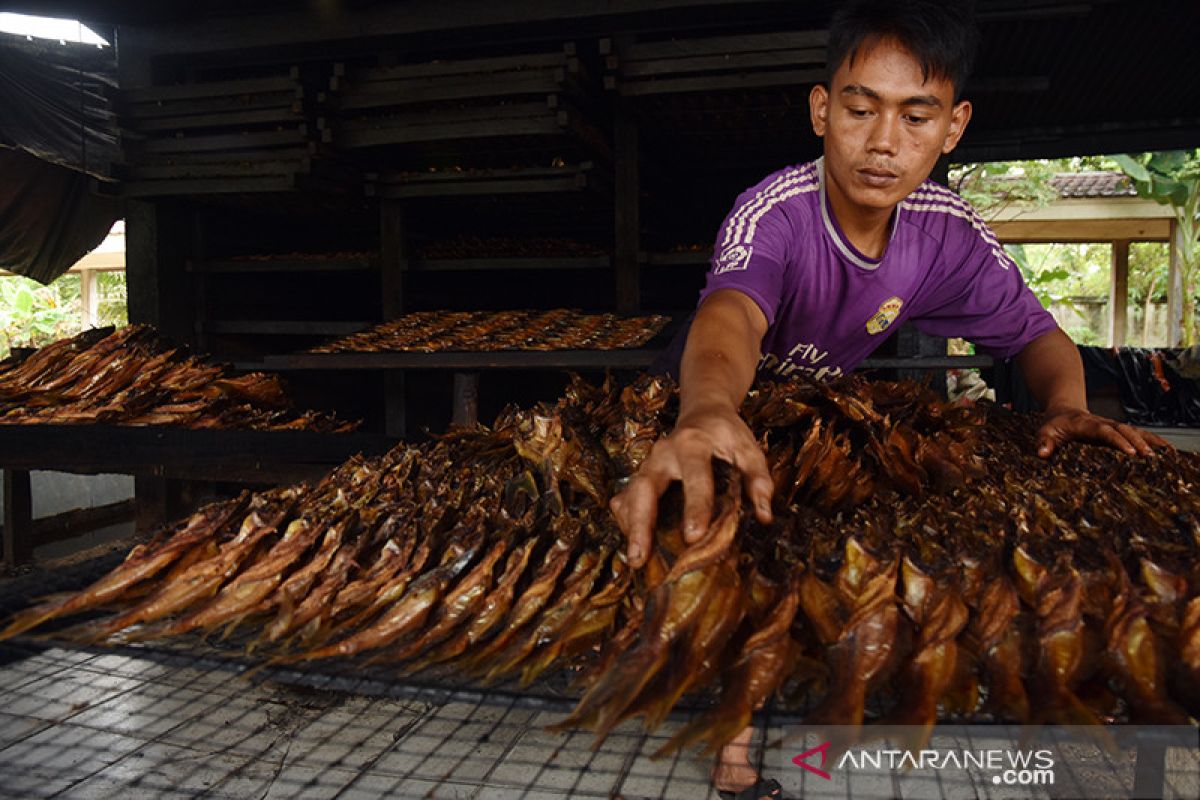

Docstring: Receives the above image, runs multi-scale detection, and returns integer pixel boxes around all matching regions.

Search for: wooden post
[1108,239,1129,347]
[125,199,194,344]
[1167,219,1185,347]
[3,469,34,566]
[380,199,408,438]
[452,372,479,427]
[614,90,640,315]
[80,267,99,328]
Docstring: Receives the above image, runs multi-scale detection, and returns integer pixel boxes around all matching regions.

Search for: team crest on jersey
[714,245,753,275]
[866,296,904,335]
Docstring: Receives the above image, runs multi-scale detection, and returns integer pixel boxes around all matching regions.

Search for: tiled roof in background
[1049,171,1137,198]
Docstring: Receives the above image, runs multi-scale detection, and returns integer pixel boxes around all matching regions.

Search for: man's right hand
[609,403,774,568]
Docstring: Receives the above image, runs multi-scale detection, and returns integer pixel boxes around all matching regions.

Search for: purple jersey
[699,158,1058,381]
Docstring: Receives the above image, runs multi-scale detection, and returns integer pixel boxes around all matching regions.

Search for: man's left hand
[1037,406,1171,458]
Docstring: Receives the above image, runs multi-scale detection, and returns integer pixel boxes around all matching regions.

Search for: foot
[712,726,764,796]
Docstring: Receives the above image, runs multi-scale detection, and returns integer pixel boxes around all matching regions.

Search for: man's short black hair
[826,0,979,100]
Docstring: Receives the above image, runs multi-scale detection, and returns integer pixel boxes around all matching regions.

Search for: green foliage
[950,161,1059,221]
[1113,149,1200,345]
[1005,243,1081,309]
[0,271,129,359]
[0,274,82,356]
[95,270,128,328]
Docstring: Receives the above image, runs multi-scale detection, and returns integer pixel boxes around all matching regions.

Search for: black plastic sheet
[1000,345,1200,427]
[0,34,119,283]
[0,148,118,284]
[0,33,118,177]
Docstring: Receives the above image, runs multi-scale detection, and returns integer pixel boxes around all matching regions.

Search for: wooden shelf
[189,256,376,274]
[0,426,395,484]
[199,320,372,336]
[369,162,600,199]
[263,348,663,371]
[405,256,610,272]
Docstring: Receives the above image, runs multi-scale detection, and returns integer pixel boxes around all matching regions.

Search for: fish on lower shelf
[3,373,1198,754]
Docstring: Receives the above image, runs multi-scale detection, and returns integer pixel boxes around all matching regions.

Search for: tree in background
[951,160,1060,221]
[1112,150,1200,346]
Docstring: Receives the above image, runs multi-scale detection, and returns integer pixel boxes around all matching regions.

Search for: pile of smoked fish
[310,309,670,353]
[3,374,1198,756]
[0,325,357,431]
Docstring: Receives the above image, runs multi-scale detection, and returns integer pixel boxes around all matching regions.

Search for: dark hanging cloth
[0,34,119,283]
[0,149,119,284]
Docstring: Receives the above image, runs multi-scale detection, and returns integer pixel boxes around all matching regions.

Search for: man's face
[810,37,972,217]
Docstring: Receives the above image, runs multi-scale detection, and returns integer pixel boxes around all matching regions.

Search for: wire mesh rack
[0,551,770,799]
[0,552,1196,799]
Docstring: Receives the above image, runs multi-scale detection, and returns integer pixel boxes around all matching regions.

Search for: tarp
[0,34,119,283]
[1000,345,1200,427]
[0,148,119,284]
[0,33,118,177]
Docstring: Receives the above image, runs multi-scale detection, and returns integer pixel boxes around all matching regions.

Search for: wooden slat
[189,256,375,274]
[135,146,314,165]
[619,68,826,95]
[336,116,563,148]
[119,175,299,196]
[342,99,551,128]
[356,50,567,81]
[377,162,593,184]
[125,160,305,180]
[200,320,372,335]
[991,218,1171,242]
[264,349,663,370]
[138,128,307,155]
[405,256,609,271]
[337,71,567,110]
[620,47,824,77]
[375,174,586,198]
[125,74,297,103]
[132,105,303,132]
[127,90,299,120]
[626,31,828,60]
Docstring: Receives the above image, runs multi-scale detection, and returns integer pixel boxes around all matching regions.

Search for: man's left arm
[1016,327,1168,457]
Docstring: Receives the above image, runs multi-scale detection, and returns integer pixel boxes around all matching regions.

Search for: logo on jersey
[714,245,753,275]
[866,296,904,335]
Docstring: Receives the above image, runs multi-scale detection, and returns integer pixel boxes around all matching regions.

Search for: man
[609,1,1164,798]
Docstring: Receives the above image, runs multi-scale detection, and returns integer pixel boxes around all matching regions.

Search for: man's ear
[809,83,830,137]
[942,99,973,154]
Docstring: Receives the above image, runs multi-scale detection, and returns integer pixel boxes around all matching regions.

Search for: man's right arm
[610,289,774,567]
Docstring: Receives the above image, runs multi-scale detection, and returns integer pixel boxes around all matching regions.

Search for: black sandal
[716,776,785,800]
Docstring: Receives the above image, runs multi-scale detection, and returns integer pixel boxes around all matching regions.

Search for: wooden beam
[991,218,1171,243]
[125,200,195,345]
[1168,218,1185,346]
[1108,239,1129,347]
[119,0,773,56]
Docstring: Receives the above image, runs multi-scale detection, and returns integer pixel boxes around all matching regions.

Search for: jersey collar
[817,157,901,272]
